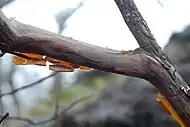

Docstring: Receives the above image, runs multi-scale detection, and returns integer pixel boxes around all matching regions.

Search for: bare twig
[53,74,62,118]
[8,64,20,116]
[0,112,9,124]
[0,96,90,126]
[56,0,84,33]
[0,59,5,115]
[59,95,91,117]
[156,0,164,7]
[1,115,35,125]
[53,95,91,127]
[54,97,59,118]
[0,72,58,98]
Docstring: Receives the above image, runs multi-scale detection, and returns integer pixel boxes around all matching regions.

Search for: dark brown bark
[114,0,166,59]
[114,0,190,125]
[0,0,189,125]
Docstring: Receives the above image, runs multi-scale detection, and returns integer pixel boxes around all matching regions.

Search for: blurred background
[0,0,190,126]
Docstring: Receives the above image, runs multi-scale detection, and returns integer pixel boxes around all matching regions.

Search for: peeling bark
[0,1,189,125]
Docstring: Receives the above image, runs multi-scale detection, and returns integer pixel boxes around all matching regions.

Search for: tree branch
[0,6,190,126]
[114,0,165,57]
[114,0,190,126]
[0,72,58,98]
[0,112,9,124]
[1,95,90,126]
[0,11,148,78]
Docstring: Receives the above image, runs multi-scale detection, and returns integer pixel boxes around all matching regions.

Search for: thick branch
[114,0,169,61]
[0,11,148,78]
[0,9,190,125]
[114,0,190,125]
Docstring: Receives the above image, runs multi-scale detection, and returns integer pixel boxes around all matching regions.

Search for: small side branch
[0,96,90,126]
[0,72,58,98]
[0,112,9,124]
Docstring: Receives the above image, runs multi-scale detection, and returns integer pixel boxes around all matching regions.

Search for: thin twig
[0,59,5,115]
[8,64,20,116]
[58,95,91,117]
[54,97,59,118]
[0,95,90,126]
[0,112,9,124]
[0,72,58,98]
[156,0,164,7]
[53,74,62,118]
